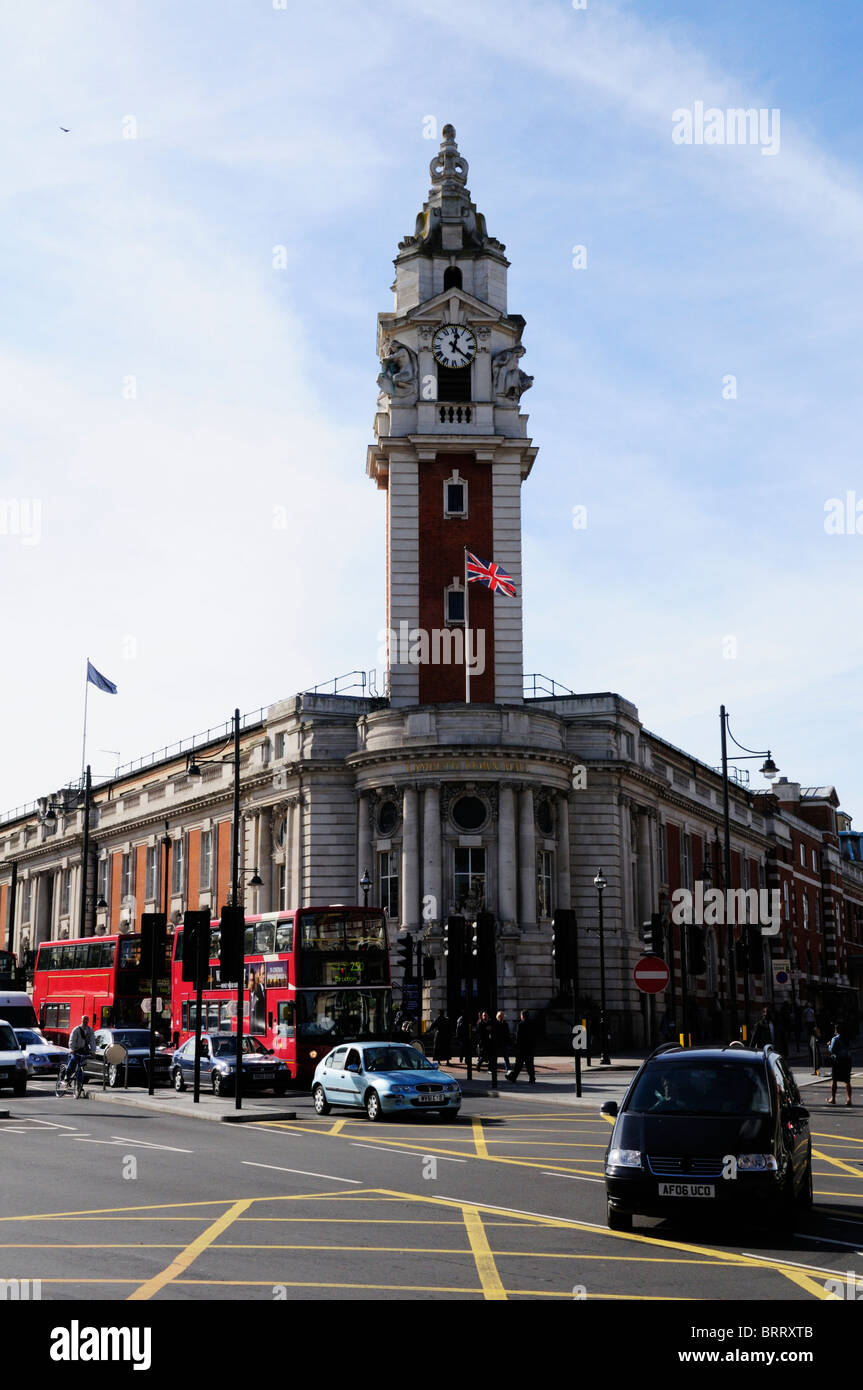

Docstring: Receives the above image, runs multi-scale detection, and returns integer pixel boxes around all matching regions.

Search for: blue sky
[1,0,862,818]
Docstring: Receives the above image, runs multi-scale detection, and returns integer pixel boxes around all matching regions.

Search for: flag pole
[81,658,90,781]
[464,549,470,705]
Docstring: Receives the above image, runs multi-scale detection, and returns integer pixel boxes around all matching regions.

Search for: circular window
[536,798,554,835]
[376,800,399,836]
[452,795,488,832]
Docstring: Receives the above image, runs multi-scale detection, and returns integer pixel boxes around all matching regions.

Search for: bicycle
[55,1054,89,1100]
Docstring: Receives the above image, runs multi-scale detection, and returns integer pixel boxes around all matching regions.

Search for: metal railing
[523,674,576,699]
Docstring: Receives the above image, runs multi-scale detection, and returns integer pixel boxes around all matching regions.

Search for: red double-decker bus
[32,933,173,1045]
[171,906,392,1082]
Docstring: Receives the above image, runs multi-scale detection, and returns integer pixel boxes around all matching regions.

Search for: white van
[0,993,38,1029]
[0,1018,28,1095]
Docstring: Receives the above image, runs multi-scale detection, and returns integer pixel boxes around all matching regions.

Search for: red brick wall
[418,453,495,703]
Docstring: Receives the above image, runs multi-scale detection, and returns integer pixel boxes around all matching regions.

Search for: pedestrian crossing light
[444,915,464,958]
[396,933,414,978]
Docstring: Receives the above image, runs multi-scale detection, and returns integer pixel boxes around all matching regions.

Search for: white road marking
[109,1136,194,1153]
[242,1161,360,1184]
[542,1171,604,1184]
[741,1251,853,1277]
[350,1142,467,1163]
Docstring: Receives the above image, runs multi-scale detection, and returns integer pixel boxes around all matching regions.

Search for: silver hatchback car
[312,1042,461,1122]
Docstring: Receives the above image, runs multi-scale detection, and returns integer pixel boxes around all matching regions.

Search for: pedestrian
[750,1007,774,1050]
[827,1023,853,1107]
[809,1025,822,1076]
[493,1010,511,1072]
[430,1010,452,1065]
[506,1010,536,1084]
[476,1011,492,1070]
[455,1013,468,1064]
[802,1002,815,1039]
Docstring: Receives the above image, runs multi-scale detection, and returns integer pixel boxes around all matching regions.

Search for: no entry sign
[633,955,670,995]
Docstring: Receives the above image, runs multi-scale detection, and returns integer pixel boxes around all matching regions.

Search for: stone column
[289,799,301,909]
[497,785,517,926]
[357,794,371,907]
[518,788,536,930]
[637,810,654,926]
[34,873,51,946]
[258,811,274,913]
[422,786,441,925]
[556,794,572,911]
[402,787,420,928]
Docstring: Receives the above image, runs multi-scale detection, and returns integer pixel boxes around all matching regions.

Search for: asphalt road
[1,1075,862,1307]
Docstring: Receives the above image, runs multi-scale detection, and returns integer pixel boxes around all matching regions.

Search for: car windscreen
[15,1030,44,1046]
[0,1024,19,1051]
[628,1061,771,1115]
[364,1047,435,1072]
[109,1031,152,1048]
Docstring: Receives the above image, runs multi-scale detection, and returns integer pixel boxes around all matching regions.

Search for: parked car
[84,1028,172,1088]
[311,1042,461,1121]
[14,1027,71,1077]
[170,1033,291,1096]
[602,1043,812,1232]
[0,1018,29,1095]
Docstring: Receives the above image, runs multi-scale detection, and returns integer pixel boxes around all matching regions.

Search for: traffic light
[444,915,465,958]
[396,932,413,978]
[219,905,245,984]
[139,912,167,979]
[181,910,211,988]
[476,911,495,964]
[687,924,706,975]
[552,908,576,980]
[422,954,436,980]
[643,912,663,956]
[470,919,480,957]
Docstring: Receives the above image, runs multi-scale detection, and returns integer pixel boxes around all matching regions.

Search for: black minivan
[602,1043,812,1232]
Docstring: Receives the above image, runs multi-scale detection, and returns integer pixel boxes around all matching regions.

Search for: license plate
[418,1093,446,1104]
[658,1181,714,1198]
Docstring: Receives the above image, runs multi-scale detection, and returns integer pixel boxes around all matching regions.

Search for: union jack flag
[465,550,517,597]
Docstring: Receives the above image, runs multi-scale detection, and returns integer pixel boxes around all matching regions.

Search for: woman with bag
[827,1023,853,1106]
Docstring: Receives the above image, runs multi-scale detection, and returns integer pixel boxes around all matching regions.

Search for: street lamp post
[594,869,611,1065]
[720,706,779,1046]
[360,869,371,908]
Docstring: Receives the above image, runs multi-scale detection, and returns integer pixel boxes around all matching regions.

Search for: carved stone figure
[377,340,418,404]
[492,345,534,402]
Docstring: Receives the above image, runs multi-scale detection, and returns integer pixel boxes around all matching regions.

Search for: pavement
[69,1044,852,1119]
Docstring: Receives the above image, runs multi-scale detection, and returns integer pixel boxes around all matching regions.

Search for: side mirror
[789,1104,809,1122]
[346,1062,359,1073]
[601,1101,619,1118]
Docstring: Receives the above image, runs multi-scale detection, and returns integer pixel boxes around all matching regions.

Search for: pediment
[394,289,503,331]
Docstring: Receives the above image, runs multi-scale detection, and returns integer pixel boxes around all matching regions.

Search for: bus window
[119,938,141,968]
[255,924,274,954]
[275,920,293,952]
[301,914,345,952]
[276,1000,295,1040]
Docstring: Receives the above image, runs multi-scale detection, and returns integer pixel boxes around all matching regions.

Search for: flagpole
[81,658,90,781]
[464,549,470,705]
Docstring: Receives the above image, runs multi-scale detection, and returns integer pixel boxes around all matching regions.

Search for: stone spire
[398,124,506,259]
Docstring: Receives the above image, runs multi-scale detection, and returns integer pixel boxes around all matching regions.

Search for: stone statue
[377,339,418,404]
[492,345,534,402]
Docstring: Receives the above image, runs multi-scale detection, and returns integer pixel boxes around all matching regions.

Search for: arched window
[443,266,462,290]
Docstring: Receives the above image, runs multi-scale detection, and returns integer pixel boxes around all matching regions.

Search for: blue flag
[87,660,117,694]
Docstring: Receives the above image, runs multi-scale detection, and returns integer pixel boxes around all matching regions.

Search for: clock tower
[367,125,537,707]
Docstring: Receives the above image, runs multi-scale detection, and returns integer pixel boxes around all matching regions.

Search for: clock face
[432,323,477,368]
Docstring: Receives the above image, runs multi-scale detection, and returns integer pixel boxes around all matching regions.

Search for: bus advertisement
[171,905,392,1082]
[32,932,173,1045]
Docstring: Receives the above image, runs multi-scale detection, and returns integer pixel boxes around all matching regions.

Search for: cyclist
[64,1015,94,1088]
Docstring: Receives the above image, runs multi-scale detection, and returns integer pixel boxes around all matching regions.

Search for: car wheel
[213,1071,227,1097]
[365,1089,384,1122]
[12,1078,26,1098]
[173,1068,186,1092]
[440,1109,459,1122]
[607,1203,632,1233]
[273,1082,288,1097]
[108,1064,121,1088]
[312,1084,331,1116]
[773,1171,797,1231]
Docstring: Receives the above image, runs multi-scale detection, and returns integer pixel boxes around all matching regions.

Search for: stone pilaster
[402,787,420,928]
[518,787,536,929]
[422,786,441,925]
[498,784,517,926]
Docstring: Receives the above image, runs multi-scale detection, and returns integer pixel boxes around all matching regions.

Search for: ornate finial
[429,123,468,189]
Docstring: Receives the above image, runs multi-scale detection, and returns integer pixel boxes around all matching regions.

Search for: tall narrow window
[445,582,465,626]
[60,869,71,915]
[146,846,158,901]
[537,851,553,920]
[121,853,133,900]
[97,858,108,908]
[172,836,186,895]
[443,266,462,289]
[378,850,400,920]
[454,848,486,913]
[200,831,213,890]
[437,363,472,402]
[682,835,692,891]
